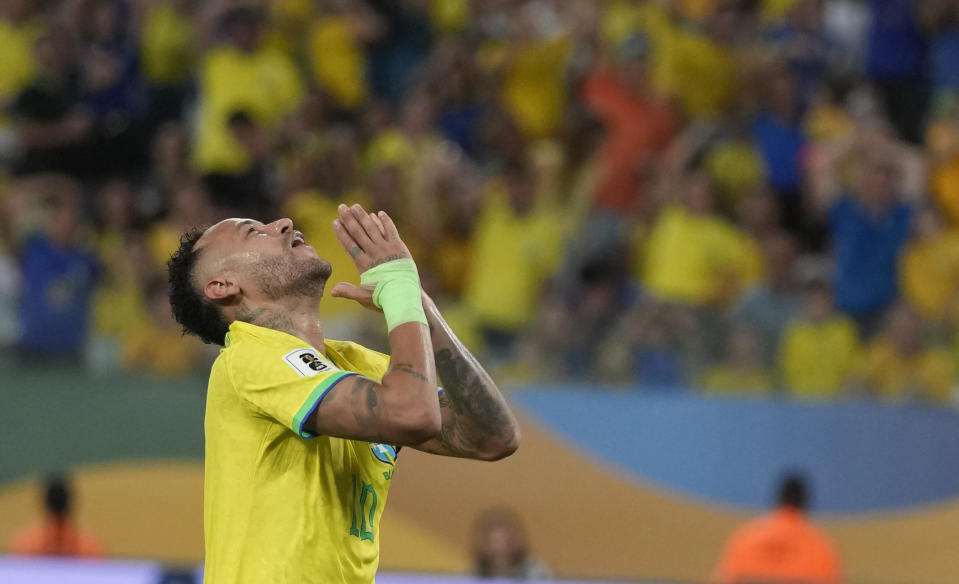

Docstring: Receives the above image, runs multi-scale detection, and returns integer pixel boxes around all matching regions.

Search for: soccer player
[167,203,520,583]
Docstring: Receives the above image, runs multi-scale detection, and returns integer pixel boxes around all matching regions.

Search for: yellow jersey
[204,321,396,583]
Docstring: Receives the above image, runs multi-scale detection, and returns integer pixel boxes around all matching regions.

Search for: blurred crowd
[0,0,958,404]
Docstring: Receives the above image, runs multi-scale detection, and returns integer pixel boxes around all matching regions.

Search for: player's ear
[204,272,241,303]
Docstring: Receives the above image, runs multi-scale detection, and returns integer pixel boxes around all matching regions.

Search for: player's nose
[270,218,294,235]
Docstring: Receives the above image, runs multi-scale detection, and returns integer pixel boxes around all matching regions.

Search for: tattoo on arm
[311,376,388,444]
[349,378,380,427]
[367,254,408,269]
[391,362,431,384]
[424,348,515,456]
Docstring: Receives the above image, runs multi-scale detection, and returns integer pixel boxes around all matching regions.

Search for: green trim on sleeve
[293,371,358,439]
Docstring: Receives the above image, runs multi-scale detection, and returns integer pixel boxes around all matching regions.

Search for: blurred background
[1,0,959,582]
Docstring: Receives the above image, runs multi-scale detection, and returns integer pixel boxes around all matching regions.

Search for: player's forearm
[420,296,521,460]
[379,321,441,442]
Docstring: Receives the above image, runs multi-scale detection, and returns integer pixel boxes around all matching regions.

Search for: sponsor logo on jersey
[282,348,335,377]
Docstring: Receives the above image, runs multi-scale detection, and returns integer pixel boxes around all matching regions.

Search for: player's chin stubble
[253,255,331,300]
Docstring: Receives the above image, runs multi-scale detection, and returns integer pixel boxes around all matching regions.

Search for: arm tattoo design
[391,362,431,384]
[367,254,408,269]
[424,347,515,456]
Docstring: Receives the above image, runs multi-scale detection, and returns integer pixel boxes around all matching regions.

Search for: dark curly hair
[167,226,230,345]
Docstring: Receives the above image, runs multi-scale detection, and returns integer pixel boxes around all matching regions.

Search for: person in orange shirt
[582,31,678,215]
[713,474,840,584]
[8,474,105,557]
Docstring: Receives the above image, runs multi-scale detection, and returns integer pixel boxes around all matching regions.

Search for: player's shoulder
[324,338,390,378]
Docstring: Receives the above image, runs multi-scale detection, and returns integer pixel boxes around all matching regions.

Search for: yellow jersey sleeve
[225,330,358,439]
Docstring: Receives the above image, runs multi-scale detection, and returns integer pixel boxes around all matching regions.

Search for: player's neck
[233,298,326,354]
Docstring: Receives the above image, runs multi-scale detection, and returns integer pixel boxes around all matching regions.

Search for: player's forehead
[197,218,263,248]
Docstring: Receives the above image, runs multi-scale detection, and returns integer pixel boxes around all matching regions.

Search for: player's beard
[250,253,332,300]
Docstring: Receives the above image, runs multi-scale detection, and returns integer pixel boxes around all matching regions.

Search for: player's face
[198,218,332,300]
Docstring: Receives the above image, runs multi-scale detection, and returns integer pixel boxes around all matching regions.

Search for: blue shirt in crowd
[931,30,959,92]
[830,196,912,316]
[753,113,805,195]
[18,235,99,354]
[866,0,926,80]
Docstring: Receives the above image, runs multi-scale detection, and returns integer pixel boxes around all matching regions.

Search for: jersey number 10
[350,474,378,542]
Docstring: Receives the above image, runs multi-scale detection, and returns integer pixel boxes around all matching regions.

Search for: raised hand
[332,203,411,273]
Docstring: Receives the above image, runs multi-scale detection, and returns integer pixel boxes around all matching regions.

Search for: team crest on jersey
[370,443,397,466]
[282,348,334,377]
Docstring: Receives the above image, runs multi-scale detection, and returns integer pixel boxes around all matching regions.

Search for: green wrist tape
[360,258,427,332]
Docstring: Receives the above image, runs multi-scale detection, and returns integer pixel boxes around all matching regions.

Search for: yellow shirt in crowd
[194,45,303,174]
[900,230,959,322]
[641,205,759,306]
[139,2,194,85]
[0,16,42,123]
[123,324,203,377]
[854,340,956,404]
[500,37,571,139]
[464,183,564,331]
[779,317,859,399]
[205,321,398,583]
[308,15,368,110]
[91,230,148,339]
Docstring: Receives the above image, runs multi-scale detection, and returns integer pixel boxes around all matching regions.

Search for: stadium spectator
[779,278,859,399]
[76,0,146,173]
[123,276,207,376]
[0,174,99,362]
[701,322,775,395]
[767,0,832,107]
[809,125,917,335]
[928,112,959,227]
[8,474,105,557]
[146,177,215,271]
[496,2,571,140]
[0,0,43,126]
[899,206,959,328]
[864,0,929,143]
[193,3,302,204]
[10,25,93,176]
[88,177,150,369]
[641,171,758,308]
[752,66,806,232]
[472,507,550,580]
[306,0,381,113]
[713,473,840,584]
[137,0,197,125]
[582,30,677,216]
[851,302,957,403]
[464,161,565,362]
[732,231,802,364]
[653,1,740,119]
[923,0,959,110]
[364,0,431,104]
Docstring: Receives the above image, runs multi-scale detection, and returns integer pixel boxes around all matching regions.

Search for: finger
[337,204,375,251]
[332,219,366,263]
[330,282,366,300]
[377,211,401,240]
[370,211,387,237]
[351,204,384,243]
[330,282,380,312]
